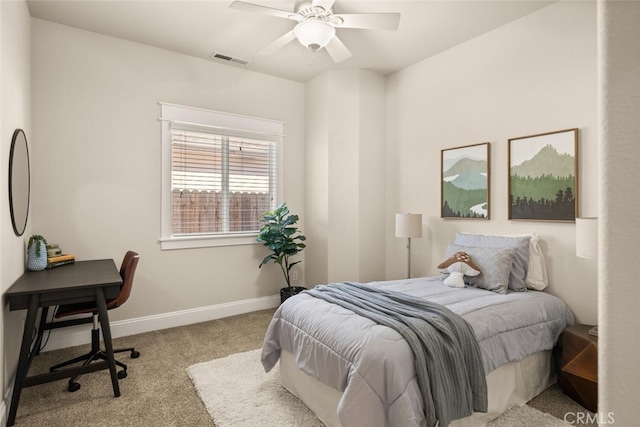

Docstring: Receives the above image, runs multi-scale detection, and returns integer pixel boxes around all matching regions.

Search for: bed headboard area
[430,229,597,325]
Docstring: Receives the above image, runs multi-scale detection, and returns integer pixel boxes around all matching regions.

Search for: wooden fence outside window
[172,190,270,235]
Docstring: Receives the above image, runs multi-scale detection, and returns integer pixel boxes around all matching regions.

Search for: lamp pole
[407,237,412,279]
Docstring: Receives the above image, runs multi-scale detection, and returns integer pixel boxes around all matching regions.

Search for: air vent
[210,51,251,66]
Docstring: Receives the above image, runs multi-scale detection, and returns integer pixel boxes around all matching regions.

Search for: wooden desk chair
[48,251,140,392]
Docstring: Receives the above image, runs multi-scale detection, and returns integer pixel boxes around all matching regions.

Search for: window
[160,103,283,250]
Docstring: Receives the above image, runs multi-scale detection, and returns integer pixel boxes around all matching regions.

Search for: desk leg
[34,306,50,356]
[7,295,40,426]
[94,287,120,397]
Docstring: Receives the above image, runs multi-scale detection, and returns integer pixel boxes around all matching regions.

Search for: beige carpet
[188,349,571,427]
[12,309,277,426]
[13,309,587,426]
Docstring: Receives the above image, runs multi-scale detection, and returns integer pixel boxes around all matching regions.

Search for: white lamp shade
[576,217,598,259]
[395,213,422,238]
[294,20,335,51]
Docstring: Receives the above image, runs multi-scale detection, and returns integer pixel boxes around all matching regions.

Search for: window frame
[159,103,284,250]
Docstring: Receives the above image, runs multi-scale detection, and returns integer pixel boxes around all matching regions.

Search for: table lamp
[576,216,598,336]
[395,213,422,279]
[576,217,598,260]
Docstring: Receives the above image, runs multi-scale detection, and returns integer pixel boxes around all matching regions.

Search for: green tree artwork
[508,129,578,221]
[441,143,490,219]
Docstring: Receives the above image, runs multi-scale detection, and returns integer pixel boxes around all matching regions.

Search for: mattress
[261,276,574,427]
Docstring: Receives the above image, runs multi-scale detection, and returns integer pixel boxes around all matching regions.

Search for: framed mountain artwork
[508,128,578,221]
[441,142,490,219]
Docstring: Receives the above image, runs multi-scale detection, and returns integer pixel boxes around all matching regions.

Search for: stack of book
[46,244,75,268]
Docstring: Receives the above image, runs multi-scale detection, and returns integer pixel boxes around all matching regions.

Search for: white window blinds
[160,103,283,247]
[171,129,277,235]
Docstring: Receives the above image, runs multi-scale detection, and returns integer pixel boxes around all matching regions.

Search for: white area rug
[188,349,322,426]
[187,349,570,427]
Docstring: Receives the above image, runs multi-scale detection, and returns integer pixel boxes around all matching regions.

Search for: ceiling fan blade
[332,13,401,31]
[259,30,297,56]
[229,1,301,22]
[325,36,352,63]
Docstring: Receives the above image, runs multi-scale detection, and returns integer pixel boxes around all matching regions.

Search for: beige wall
[356,71,386,283]
[1,0,31,408]
[384,1,598,324]
[304,72,330,286]
[304,69,386,286]
[599,0,640,423]
[29,20,305,316]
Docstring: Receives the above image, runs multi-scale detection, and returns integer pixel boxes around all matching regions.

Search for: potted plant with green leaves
[27,234,48,271]
[257,203,306,304]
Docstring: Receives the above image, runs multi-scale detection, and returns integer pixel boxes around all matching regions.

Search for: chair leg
[67,351,103,392]
[114,346,140,358]
[49,315,140,392]
[66,348,127,392]
[50,320,102,372]
[115,359,128,371]
[50,350,95,372]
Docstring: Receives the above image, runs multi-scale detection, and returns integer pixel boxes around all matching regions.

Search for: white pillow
[525,233,549,290]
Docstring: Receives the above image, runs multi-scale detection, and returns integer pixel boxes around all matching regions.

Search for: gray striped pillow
[445,243,517,295]
[454,233,531,292]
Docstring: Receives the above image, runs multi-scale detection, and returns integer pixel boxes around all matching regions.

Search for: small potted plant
[257,203,306,304]
[27,234,48,271]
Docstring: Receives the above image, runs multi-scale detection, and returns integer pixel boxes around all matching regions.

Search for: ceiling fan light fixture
[294,19,335,52]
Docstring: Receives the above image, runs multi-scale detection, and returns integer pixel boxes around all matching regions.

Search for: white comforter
[261,277,575,427]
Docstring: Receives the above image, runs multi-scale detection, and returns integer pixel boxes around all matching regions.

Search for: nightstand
[559,324,598,412]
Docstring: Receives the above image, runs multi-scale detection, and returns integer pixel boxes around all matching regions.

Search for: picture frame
[508,128,578,221]
[441,142,490,219]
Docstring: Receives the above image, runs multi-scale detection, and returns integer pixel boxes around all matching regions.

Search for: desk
[4,259,123,426]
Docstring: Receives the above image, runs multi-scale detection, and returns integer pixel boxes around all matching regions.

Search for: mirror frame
[8,128,31,236]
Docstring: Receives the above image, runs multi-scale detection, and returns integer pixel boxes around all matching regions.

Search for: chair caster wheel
[117,370,128,379]
[131,350,140,358]
[68,381,81,392]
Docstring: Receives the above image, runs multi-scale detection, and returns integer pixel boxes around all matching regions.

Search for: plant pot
[280,286,307,304]
[27,241,48,271]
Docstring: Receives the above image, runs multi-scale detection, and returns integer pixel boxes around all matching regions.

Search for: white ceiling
[26,0,554,83]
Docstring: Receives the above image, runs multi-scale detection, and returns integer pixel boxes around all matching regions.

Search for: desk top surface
[5,259,122,298]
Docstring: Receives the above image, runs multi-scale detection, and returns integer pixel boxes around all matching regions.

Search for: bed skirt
[280,349,555,427]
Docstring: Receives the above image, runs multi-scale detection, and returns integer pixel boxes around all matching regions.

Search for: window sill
[159,233,260,250]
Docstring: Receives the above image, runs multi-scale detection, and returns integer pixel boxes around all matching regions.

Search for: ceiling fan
[229,0,401,63]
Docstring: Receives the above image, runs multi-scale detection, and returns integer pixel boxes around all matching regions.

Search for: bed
[261,233,575,427]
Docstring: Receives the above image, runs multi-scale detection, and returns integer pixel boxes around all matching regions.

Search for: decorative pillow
[437,251,481,288]
[446,243,516,295]
[525,234,549,290]
[454,232,530,292]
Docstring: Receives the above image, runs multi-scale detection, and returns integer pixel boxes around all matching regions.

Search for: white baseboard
[2,364,15,426]
[43,294,279,352]
[1,399,6,427]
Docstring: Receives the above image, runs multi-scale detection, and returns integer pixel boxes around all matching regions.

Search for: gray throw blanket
[305,282,487,427]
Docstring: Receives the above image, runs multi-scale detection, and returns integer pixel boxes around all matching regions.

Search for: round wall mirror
[9,129,30,236]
